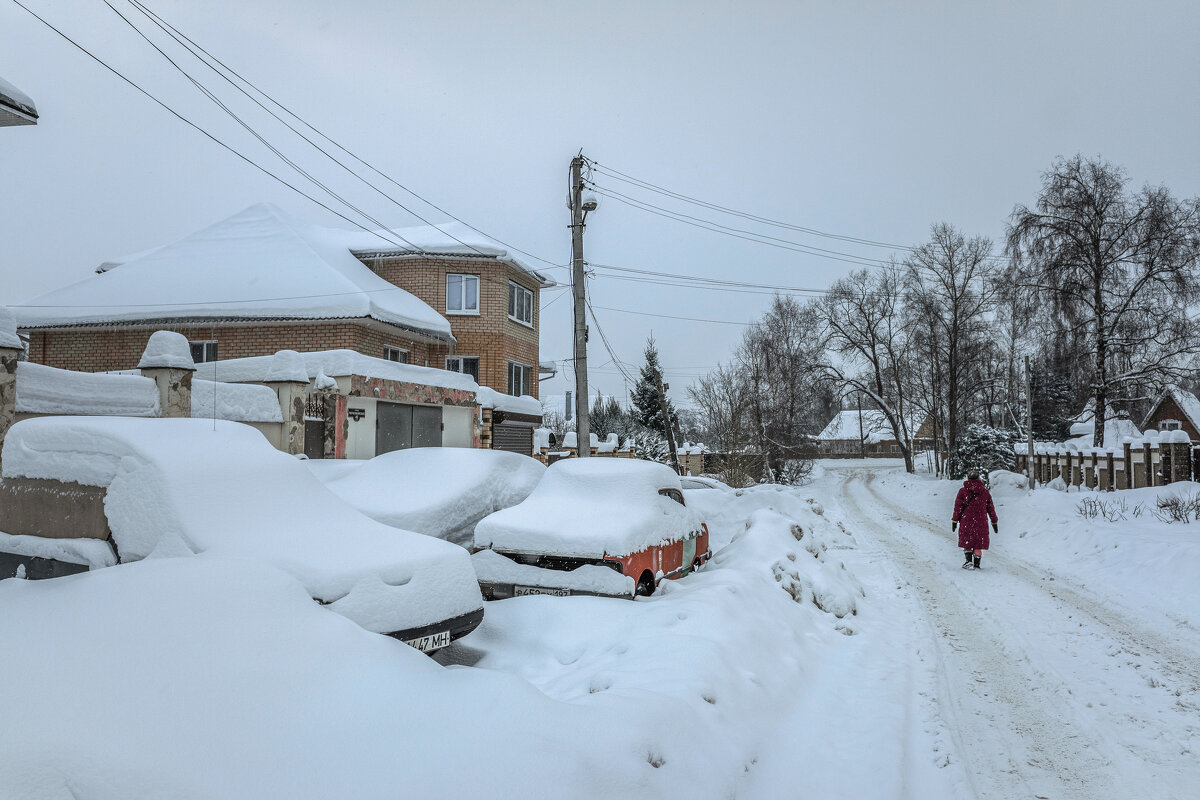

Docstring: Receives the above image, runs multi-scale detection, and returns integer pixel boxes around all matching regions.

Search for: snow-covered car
[473,458,711,599]
[0,417,484,651]
[679,475,733,491]
[308,448,544,546]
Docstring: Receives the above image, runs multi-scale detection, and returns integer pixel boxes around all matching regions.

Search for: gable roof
[816,409,927,443]
[12,204,453,341]
[341,221,555,287]
[1142,385,1200,432]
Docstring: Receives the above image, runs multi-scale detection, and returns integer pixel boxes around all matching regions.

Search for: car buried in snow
[0,417,485,653]
[471,458,711,599]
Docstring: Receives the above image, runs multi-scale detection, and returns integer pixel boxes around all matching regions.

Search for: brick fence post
[264,350,309,456]
[1105,450,1115,492]
[1123,440,1133,490]
[1144,441,1155,487]
[138,331,195,418]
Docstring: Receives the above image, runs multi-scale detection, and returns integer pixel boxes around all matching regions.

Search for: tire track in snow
[838,470,1138,800]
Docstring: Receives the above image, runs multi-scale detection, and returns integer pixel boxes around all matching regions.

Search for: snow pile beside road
[316,448,544,545]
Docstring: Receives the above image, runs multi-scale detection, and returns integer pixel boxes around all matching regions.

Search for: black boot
[973,555,981,570]
[962,550,974,569]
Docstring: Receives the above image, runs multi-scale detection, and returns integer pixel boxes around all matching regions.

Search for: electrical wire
[125,0,568,274]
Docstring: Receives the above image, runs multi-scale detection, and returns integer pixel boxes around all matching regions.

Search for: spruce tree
[632,337,676,434]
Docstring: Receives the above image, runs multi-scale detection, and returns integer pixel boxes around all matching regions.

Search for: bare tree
[820,262,918,473]
[687,362,747,456]
[1007,156,1200,446]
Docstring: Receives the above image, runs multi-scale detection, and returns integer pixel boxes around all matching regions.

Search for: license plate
[403,630,451,652]
[514,585,571,597]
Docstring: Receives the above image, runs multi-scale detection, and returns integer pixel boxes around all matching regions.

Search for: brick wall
[27,320,451,373]
[1144,397,1200,441]
[359,255,541,396]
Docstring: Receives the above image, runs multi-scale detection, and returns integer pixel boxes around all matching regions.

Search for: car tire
[691,557,702,574]
[635,571,655,597]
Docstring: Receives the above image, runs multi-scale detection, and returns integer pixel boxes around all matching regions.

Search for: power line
[125,0,568,274]
[590,304,751,327]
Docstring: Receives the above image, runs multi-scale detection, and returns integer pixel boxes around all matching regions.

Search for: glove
[992,522,999,533]
[951,521,958,532]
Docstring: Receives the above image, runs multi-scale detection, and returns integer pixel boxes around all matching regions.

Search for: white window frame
[189,339,218,363]
[383,346,409,364]
[508,360,531,397]
[446,273,480,315]
[445,355,480,383]
[508,281,533,327]
[1160,419,1183,431]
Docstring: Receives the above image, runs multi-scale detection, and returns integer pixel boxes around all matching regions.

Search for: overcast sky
[3,0,1199,409]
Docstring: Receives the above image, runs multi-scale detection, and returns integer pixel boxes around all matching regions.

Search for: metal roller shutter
[492,422,534,455]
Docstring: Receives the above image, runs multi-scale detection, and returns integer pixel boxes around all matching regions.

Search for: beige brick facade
[359,255,541,397]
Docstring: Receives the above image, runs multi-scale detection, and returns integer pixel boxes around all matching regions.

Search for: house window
[446,355,480,383]
[189,340,217,363]
[508,361,531,397]
[446,274,480,314]
[1160,419,1183,431]
[508,282,533,326]
[384,346,409,364]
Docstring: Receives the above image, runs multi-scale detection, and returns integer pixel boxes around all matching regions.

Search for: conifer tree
[632,337,675,434]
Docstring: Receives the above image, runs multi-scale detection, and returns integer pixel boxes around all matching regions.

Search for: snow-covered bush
[1153,491,1200,523]
[1076,496,1144,522]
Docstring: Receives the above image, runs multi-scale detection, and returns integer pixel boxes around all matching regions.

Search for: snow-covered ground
[1,459,1196,799]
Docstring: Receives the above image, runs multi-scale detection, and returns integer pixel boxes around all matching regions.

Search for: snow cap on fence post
[265,350,310,456]
[138,331,195,418]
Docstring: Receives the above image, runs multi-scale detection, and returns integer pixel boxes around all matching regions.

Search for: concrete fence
[1012,431,1195,491]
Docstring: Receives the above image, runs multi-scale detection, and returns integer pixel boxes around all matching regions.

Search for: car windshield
[658,488,686,506]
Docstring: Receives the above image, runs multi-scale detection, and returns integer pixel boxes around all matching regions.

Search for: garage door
[376,402,443,455]
[492,421,533,455]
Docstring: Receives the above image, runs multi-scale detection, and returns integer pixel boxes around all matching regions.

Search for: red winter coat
[952,479,997,550]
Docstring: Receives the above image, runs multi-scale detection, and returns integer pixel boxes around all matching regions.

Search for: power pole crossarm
[570,155,590,457]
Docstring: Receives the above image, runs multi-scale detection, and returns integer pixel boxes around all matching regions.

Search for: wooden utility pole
[857,392,865,458]
[569,155,591,457]
[1026,355,1035,491]
[656,368,681,474]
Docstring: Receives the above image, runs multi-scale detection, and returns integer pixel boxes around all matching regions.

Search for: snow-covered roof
[476,386,542,416]
[12,204,453,340]
[1143,385,1200,433]
[340,220,554,287]
[194,349,478,394]
[191,379,282,423]
[816,410,892,443]
[0,306,21,349]
[1067,400,1140,444]
[0,74,37,125]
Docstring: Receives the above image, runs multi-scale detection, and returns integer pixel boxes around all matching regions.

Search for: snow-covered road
[829,464,1200,800]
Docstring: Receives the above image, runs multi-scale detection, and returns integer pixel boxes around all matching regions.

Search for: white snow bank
[12,204,453,338]
[264,349,309,383]
[0,557,675,799]
[475,386,542,416]
[13,362,160,417]
[475,458,702,558]
[137,330,194,370]
[0,417,482,633]
[0,531,116,568]
[470,549,634,596]
[195,348,477,394]
[315,448,544,545]
[191,379,282,423]
[0,306,21,349]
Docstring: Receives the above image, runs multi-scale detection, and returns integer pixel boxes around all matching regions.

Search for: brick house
[1141,385,1200,441]
[814,409,933,457]
[12,203,552,398]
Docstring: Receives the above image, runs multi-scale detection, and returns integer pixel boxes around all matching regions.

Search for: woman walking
[952,470,998,570]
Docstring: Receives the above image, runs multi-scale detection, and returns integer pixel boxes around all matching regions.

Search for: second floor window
[189,340,217,363]
[384,346,409,364]
[446,274,479,314]
[508,282,533,326]
[446,355,480,383]
[508,361,531,397]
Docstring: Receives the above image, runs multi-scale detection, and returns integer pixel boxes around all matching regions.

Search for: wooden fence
[1013,431,1195,491]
